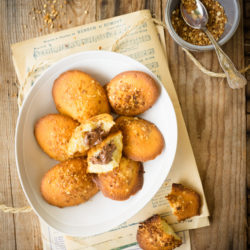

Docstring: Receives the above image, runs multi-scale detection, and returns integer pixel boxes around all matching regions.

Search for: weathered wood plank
[247,100,250,113]
[246,58,250,97]
[247,114,250,132]
[96,0,116,19]
[245,40,250,56]
[246,9,250,230]
[0,1,22,249]
[248,192,250,214]
[247,135,250,190]
[245,1,250,19]
[96,0,162,21]
[163,0,246,249]
[0,1,44,250]
[67,0,96,26]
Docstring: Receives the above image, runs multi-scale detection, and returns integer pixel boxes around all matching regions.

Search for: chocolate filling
[84,127,107,147]
[90,143,116,165]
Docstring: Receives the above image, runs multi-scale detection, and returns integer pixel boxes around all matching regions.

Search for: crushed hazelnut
[182,0,197,13]
[31,0,69,30]
[172,0,227,46]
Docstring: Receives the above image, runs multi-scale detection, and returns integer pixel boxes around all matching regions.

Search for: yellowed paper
[11,10,209,250]
[65,230,191,250]
[40,219,66,250]
[40,220,190,250]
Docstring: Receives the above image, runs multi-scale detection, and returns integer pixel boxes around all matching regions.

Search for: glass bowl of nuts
[165,0,240,51]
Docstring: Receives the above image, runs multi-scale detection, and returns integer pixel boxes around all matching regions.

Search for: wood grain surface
[245,0,250,248]
[0,0,247,249]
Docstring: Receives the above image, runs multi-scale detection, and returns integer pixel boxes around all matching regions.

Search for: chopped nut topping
[172,0,227,46]
[182,0,197,13]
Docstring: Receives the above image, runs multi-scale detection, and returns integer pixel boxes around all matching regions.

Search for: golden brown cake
[115,116,164,162]
[34,114,78,161]
[52,70,110,123]
[41,158,98,208]
[106,71,159,116]
[93,157,143,200]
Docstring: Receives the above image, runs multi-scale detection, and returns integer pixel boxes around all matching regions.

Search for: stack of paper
[11,10,209,250]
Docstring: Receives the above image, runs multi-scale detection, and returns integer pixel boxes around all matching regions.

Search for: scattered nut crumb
[30,0,69,30]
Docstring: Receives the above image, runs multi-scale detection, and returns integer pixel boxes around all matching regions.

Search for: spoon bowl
[180,0,208,29]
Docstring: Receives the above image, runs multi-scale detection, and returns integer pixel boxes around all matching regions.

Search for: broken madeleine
[137,214,182,250]
[87,131,123,173]
[67,113,114,157]
[166,183,201,221]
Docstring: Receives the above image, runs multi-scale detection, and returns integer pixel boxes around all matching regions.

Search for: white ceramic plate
[15,51,178,237]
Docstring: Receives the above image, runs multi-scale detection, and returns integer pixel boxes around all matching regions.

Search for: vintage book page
[40,218,190,250]
[11,10,209,249]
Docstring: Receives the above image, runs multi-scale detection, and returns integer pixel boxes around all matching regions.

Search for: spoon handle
[203,28,247,89]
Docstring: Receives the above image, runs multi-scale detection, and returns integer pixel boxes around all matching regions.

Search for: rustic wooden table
[0,0,248,249]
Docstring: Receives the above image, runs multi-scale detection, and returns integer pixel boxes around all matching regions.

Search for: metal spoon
[180,0,246,89]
